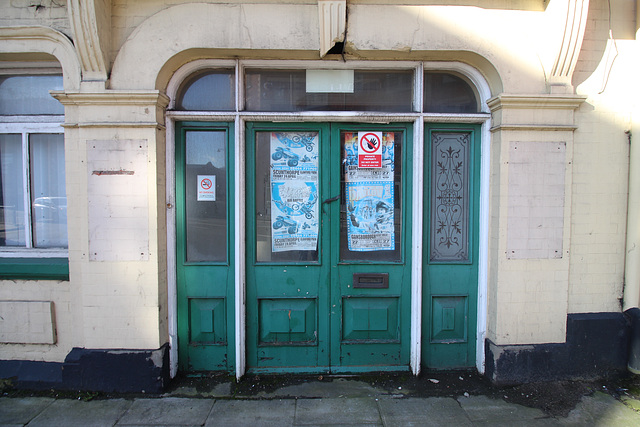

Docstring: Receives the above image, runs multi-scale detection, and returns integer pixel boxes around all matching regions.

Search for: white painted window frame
[0,66,67,258]
[166,59,491,380]
[0,119,66,258]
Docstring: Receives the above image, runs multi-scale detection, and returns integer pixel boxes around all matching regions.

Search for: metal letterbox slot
[353,273,389,289]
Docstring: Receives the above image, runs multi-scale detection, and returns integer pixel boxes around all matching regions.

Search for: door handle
[322,195,340,204]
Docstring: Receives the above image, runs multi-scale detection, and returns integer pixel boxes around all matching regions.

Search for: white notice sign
[197,175,216,201]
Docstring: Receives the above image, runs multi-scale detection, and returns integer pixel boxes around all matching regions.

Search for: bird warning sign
[358,132,383,168]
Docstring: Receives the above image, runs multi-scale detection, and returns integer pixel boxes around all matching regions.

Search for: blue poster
[343,132,395,251]
[270,132,319,252]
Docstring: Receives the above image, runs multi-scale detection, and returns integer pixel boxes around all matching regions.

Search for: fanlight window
[175,69,235,111]
[424,72,479,113]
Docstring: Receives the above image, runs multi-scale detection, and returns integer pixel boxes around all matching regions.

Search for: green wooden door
[246,123,412,373]
[176,122,235,371]
[422,124,480,368]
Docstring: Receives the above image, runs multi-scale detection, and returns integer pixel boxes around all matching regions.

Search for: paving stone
[205,399,295,426]
[260,378,379,399]
[294,397,382,425]
[559,392,640,426]
[621,395,640,411]
[456,395,547,422]
[117,397,213,426]
[377,397,473,426]
[27,398,131,427]
[472,419,563,426]
[0,397,54,425]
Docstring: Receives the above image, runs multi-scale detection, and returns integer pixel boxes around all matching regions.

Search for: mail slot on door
[353,273,389,289]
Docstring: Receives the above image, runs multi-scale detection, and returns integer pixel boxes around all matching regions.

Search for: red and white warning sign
[197,175,216,201]
[358,131,383,168]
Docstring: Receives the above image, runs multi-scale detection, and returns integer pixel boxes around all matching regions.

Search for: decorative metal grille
[430,132,470,262]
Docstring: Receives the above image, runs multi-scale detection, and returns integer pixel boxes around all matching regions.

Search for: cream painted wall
[1,0,638,363]
[569,0,637,314]
[0,0,70,37]
[55,94,169,350]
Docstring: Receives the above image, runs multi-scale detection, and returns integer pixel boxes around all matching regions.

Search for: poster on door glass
[343,132,395,251]
[270,132,319,252]
[345,181,394,251]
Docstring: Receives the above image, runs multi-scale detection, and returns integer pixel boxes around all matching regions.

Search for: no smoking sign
[197,175,216,201]
[358,131,382,168]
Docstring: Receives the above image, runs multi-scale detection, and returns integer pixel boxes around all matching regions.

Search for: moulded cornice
[487,94,587,111]
[0,26,81,90]
[67,0,110,82]
[51,90,170,107]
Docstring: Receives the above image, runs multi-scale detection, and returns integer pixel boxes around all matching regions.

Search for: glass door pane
[254,131,320,263]
[185,130,228,262]
[339,131,403,262]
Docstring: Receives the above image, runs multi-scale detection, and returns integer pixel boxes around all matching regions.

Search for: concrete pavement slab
[377,397,473,426]
[456,395,549,423]
[256,378,380,399]
[26,398,131,427]
[294,397,382,425]
[559,392,640,426]
[204,399,295,426]
[116,397,213,426]
[0,396,54,426]
[170,381,232,398]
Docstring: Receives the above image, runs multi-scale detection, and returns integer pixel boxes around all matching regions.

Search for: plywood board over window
[507,141,566,259]
[87,140,149,261]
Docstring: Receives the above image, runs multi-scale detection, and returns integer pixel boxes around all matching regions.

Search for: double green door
[246,123,413,373]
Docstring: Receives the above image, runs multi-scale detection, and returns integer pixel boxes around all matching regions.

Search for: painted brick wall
[569,0,636,314]
[0,281,74,362]
[0,0,70,37]
[79,127,162,351]
[488,128,574,345]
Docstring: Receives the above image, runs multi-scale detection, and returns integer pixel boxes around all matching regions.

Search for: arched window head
[175,69,235,111]
[424,72,479,113]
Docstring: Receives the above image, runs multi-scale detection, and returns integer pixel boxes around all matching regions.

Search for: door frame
[165,59,492,380]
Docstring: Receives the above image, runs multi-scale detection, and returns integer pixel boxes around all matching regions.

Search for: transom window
[0,74,67,251]
[245,69,414,112]
[172,65,480,114]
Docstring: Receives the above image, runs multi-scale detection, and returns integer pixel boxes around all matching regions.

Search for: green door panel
[342,297,399,341]
[176,122,235,372]
[422,124,480,369]
[259,298,318,344]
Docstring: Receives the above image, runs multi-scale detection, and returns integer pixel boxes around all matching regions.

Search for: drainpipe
[624,2,640,373]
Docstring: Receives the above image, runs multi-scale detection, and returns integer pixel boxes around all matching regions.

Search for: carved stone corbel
[67,0,111,84]
[549,0,590,92]
[318,0,347,57]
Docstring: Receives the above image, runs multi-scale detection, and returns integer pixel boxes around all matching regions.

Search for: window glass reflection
[185,130,228,262]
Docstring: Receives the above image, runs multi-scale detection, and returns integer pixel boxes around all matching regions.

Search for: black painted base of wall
[0,343,170,393]
[485,312,631,386]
